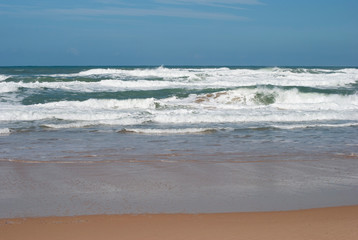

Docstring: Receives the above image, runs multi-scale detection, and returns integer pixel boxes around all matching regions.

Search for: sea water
[0,66,358,217]
[0,66,357,162]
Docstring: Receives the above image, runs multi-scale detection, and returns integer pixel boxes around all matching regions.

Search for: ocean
[1,66,358,217]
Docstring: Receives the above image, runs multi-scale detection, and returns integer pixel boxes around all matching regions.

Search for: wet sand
[1,156,358,239]
[1,205,358,240]
[2,156,358,218]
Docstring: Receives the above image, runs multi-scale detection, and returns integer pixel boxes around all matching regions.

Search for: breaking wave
[1,66,357,133]
[119,128,219,134]
[0,128,11,136]
[0,74,10,81]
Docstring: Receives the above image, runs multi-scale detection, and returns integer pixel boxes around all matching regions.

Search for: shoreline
[1,205,358,240]
[2,156,358,218]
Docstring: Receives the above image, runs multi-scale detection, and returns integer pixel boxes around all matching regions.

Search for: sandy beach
[1,205,358,240]
[1,158,358,240]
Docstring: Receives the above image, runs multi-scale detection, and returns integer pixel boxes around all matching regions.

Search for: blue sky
[0,0,357,66]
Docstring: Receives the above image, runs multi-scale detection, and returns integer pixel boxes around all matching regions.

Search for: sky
[0,0,357,66]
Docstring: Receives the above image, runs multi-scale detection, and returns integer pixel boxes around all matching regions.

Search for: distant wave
[0,74,356,94]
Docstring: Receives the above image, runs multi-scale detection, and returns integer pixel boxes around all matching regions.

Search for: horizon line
[1,65,357,68]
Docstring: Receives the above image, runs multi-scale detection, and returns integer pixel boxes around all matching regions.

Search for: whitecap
[0,82,19,93]
[271,122,358,130]
[0,74,10,81]
[35,98,157,110]
[42,122,95,129]
[76,66,200,80]
[119,128,217,135]
[2,67,358,93]
[0,128,11,136]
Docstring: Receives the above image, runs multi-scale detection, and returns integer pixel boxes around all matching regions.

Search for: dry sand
[1,205,358,240]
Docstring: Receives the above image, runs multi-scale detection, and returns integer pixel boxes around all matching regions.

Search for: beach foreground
[1,205,357,240]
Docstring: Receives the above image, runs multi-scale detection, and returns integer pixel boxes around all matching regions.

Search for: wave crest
[0,128,11,136]
[118,128,218,135]
[0,74,10,81]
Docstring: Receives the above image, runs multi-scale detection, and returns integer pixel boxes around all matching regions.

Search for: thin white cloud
[156,0,263,6]
[0,0,261,21]
[155,0,263,11]
[48,7,247,21]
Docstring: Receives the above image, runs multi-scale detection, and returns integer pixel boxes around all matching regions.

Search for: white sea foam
[0,75,9,81]
[1,67,357,129]
[150,109,358,124]
[0,82,18,93]
[44,66,201,81]
[120,128,218,134]
[161,88,358,112]
[49,67,358,83]
[0,87,357,125]
[42,118,146,129]
[35,98,156,110]
[42,122,96,129]
[0,128,11,136]
[98,79,188,90]
[2,67,357,93]
[76,66,202,80]
[0,98,154,123]
[271,122,358,130]
[21,72,352,91]
[0,79,191,92]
